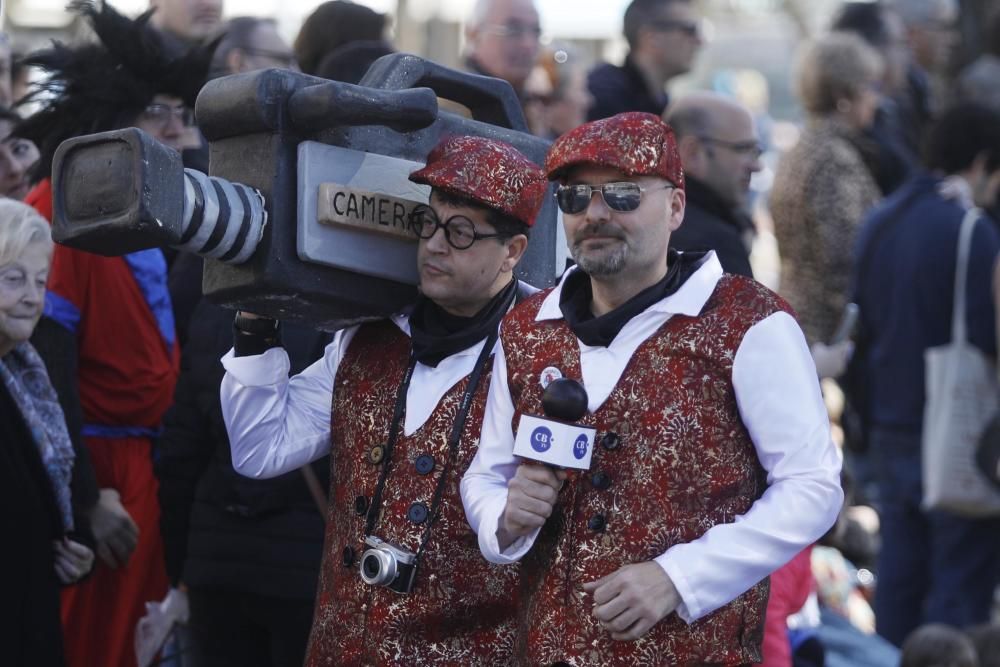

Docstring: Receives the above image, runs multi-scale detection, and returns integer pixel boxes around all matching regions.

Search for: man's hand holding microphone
[498,464,566,551]
[498,377,681,641]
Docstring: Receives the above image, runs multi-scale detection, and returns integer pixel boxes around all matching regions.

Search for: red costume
[220,134,548,666]
[462,111,843,666]
[307,320,519,666]
[30,180,177,667]
[498,275,784,665]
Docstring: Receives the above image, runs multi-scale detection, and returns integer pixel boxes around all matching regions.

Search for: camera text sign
[318,184,421,242]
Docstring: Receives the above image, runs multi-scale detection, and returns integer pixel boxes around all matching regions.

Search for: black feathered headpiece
[16,0,217,184]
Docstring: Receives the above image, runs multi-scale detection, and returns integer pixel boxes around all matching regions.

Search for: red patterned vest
[305,320,518,666]
[501,274,788,666]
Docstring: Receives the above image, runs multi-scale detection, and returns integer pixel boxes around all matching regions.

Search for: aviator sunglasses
[554,182,674,215]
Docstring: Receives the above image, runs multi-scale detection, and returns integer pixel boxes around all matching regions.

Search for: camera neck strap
[414,328,497,563]
[364,329,499,568]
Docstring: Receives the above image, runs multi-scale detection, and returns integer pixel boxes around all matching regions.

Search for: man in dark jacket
[665,92,760,277]
[852,104,1000,646]
[157,253,331,667]
[586,0,702,121]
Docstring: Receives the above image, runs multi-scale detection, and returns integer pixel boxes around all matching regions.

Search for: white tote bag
[922,207,1000,516]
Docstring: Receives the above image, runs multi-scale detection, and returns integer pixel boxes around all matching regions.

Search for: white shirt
[460,253,844,623]
[220,313,491,479]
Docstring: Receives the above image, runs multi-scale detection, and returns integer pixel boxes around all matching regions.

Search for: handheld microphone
[513,378,596,470]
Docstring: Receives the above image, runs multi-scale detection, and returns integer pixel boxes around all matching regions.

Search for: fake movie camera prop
[50,55,559,330]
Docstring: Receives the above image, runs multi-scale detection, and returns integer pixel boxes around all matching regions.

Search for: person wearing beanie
[461,111,843,665]
[14,4,216,666]
[221,135,545,665]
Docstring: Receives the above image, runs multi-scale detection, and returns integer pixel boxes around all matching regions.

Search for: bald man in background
[665,92,762,277]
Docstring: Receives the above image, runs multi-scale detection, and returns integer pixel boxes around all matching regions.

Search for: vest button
[587,514,606,532]
[600,432,621,450]
[224,503,251,517]
[415,454,435,475]
[408,501,429,524]
[591,471,612,490]
[368,444,385,464]
[354,495,369,516]
[342,546,355,567]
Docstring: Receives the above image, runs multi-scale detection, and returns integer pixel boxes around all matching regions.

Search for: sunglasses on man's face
[649,19,700,38]
[554,182,674,215]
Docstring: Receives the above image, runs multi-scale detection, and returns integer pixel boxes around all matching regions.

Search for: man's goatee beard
[570,245,628,276]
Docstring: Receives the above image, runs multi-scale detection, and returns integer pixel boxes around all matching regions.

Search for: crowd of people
[2,0,1000,665]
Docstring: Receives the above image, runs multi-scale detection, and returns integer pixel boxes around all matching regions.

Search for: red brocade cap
[409,136,547,227]
[544,112,685,189]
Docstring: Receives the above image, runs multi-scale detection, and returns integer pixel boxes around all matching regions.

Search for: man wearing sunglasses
[221,135,545,665]
[587,0,703,122]
[462,112,843,664]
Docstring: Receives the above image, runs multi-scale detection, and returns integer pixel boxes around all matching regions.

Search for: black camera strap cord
[363,328,499,569]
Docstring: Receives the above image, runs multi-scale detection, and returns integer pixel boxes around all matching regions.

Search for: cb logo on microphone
[530,426,553,453]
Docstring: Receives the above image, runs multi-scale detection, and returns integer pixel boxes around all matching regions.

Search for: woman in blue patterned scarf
[0,198,94,667]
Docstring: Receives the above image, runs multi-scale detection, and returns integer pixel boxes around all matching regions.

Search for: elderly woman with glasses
[770,32,885,348]
[0,199,95,667]
[14,4,217,665]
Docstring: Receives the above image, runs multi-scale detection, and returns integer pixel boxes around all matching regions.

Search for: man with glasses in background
[587,0,703,121]
[221,135,545,665]
[665,92,762,277]
[464,0,542,102]
[461,112,843,665]
[209,16,299,78]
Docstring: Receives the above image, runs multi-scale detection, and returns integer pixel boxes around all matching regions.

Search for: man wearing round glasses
[462,112,843,664]
[221,135,544,665]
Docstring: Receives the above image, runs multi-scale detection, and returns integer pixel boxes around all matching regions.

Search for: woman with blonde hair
[0,199,94,667]
[771,32,885,346]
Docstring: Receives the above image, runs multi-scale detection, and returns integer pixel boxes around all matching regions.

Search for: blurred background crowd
[2,0,1000,666]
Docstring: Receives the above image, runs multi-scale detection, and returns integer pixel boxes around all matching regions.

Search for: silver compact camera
[360,536,417,594]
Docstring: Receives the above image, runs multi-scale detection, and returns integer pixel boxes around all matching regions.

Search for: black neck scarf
[559,250,706,347]
[409,278,518,367]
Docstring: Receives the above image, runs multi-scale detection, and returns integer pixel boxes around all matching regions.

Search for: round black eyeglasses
[409,204,509,250]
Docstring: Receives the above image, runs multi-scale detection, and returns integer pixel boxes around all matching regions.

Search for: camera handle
[359,53,530,133]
